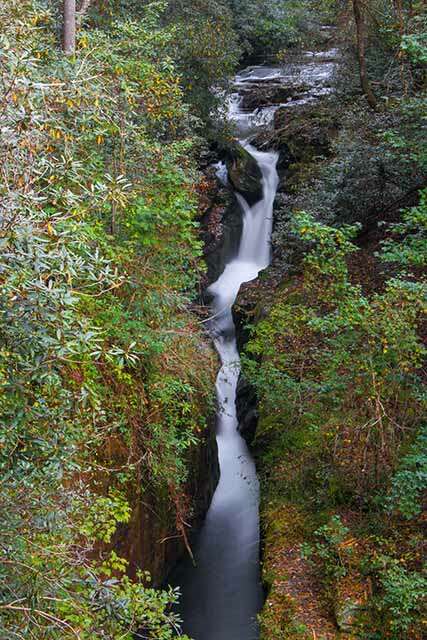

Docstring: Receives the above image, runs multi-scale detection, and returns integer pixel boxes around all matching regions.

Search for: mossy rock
[226,142,263,205]
[273,101,339,163]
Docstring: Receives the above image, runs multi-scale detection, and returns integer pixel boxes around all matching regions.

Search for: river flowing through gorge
[172,72,279,640]
[172,49,337,640]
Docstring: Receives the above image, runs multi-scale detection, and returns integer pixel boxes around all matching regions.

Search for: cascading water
[209,143,278,318]
[171,50,338,638]
[171,89,279,640]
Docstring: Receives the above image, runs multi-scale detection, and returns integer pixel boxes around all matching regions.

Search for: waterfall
[171,51,338,639]
[172,131,278,639]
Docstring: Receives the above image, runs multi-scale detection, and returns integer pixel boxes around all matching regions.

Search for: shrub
[245,212,426,498]
[387,425,427,519]
[0,1,214,637]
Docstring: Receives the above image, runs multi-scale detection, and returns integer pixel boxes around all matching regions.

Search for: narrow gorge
[2,4,425,640]
[172,40,339,639]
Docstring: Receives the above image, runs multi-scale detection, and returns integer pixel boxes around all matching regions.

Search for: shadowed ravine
[171,52,339,639]
[170,77,279,639]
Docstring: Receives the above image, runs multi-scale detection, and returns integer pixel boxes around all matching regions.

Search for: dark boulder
[226,143,263,205]
[240,82,310,111]
[236,374,259,444]
[273,101,339,162]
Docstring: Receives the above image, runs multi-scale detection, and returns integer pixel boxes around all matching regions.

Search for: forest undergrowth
[238,2,427,638]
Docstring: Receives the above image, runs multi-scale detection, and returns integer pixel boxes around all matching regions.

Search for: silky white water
[171,50,338,637]
[208,145,278,338]
[172,120,278,637]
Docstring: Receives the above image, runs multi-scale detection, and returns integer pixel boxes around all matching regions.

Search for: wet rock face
[236,374,258,444]
[196,163,244,285]
[240,82,310,111]
[115,417,219,586]
[200,145,266,285]
[226,143,264,205]
[186,414,220,529]
[203,198,244,284]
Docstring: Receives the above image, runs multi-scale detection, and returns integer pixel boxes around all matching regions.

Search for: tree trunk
[352,0,378,110]
[63,0,76,56]
[394,0,409,93]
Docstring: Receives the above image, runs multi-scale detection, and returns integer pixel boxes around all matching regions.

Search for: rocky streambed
[203,34,340,281]
[232,47,339,128]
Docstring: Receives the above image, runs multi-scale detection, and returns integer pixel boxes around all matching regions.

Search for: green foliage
[400,12,427,65]
[378,563,426,637]
[251,5,427,638]
[147,375,212,486]
[164,0,241,122]
[363,554,427,638]
[245,212,426,496]
[251,210,426,638]
[0,0,215,637]
[301,516,352,583]
[380,187,427,267]
[228,0,336,57]
[229,0,298,54]
[387,425,427,519]
[50,569,191,640]
[401,32,427,64]
[351,0,427,94]
[79,489,132,543]
[283,107,425,233]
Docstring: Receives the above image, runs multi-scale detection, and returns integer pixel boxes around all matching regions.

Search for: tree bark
[352,0,378,110]
[63,0,76,56]
[394,0,409,93]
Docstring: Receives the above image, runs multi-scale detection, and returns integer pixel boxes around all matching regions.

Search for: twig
[0,605,82,639]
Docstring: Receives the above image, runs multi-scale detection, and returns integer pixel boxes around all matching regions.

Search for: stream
[171,47,337,640]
